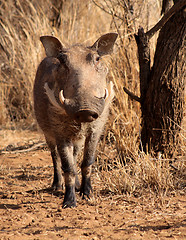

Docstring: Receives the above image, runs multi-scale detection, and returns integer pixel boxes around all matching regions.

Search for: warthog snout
[34,32,117,208]
[59,89,108,123]
[74,109,99,122]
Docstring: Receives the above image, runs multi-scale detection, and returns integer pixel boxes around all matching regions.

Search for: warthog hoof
[62,185,76,208]
[80,176,92,199]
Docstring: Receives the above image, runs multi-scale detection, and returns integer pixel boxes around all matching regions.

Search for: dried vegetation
[0,0,185,198]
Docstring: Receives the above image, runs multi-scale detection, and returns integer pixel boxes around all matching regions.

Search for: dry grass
[0,0,185,198]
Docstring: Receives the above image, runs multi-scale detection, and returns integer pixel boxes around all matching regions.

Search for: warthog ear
[90,33,118,56]
[40,36,63,57]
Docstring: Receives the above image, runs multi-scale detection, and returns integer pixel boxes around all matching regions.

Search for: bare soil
[0,131,185,240]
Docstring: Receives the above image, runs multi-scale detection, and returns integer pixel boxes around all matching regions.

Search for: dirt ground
[0,131,186,240]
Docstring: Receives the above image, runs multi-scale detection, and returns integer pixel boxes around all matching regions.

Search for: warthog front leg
[80,164,92,199]
[80,133,99,199]
[46,140,63,190]
[57,141,77,208]
[51,148,63,190]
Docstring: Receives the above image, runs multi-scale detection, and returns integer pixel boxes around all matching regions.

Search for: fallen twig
[0,141,47,154]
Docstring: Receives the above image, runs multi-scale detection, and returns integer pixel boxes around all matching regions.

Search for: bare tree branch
[146,0,186,39]
[92,0,123,20]
[135,27,151,102]
[123,87,141,102]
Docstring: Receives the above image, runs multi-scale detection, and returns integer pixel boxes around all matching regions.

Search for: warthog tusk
[44,82,62,110]
[104,81,115,108]
[109,81,114,100]
[96,88,109,100]
[104,88,109,99]
[59,90,65,104]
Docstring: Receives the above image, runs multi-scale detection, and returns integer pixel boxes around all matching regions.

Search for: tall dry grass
[0,0,111,127]
[0,0,185,197]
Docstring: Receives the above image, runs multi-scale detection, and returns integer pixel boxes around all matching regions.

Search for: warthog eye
[94,55,101,68]
[95,56,100,62]
[86,53,101,64]
[58,52,68,65]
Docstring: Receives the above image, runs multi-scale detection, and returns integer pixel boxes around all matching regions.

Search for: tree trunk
[141,3,185,158]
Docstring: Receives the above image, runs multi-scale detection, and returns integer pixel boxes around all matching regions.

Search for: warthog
[34,33,118,208]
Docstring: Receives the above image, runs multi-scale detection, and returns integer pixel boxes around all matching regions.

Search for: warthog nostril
[92,113,99,119]
[74,110,99,123]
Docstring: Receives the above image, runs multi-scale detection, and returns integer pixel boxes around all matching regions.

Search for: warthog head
[40,33,118,123]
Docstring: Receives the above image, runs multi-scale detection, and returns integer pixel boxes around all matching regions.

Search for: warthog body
[34,33,117,208]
